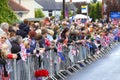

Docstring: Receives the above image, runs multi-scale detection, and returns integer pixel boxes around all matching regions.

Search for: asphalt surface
[66,45,120,80]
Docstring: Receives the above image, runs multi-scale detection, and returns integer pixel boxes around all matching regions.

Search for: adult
[16,19,30,38]
[0,22,12,53]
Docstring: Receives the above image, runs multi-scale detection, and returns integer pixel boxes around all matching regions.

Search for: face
[57,29,60,33]
[65,30,70,37]
[3,28,9,33]
[0,34,7,43]
[44,33,48,38]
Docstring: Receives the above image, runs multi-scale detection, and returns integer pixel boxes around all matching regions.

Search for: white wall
[43,11,49,17]
[15,0,35,20]
[53,10,61,16]
[43,10,61,17]
[15,13,29,21]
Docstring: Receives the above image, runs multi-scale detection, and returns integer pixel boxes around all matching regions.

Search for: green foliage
[60,15,63,20]
[91,0,97,3]
[35,8,45,18]
[68,10,73,17]
[96,2,102,19]
[0,0,18,24]
[50,16,55,20]
[60,11,63,20]
[89,2,102,21]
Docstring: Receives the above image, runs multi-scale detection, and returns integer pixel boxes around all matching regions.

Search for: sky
[55,0,102,3]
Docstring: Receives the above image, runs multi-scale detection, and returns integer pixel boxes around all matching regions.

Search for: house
[8,0,29,20]
[35,0,76,17]
[8,0,43,21]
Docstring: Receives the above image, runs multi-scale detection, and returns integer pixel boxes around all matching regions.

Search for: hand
[40,48,45,50]
[76,40,80,43]
[63,43,67,47]
[39,48,45,54]
[71,41,75,45]
[13,54,18,59]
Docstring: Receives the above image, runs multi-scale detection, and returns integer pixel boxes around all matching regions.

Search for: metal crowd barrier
[6,40,120,80]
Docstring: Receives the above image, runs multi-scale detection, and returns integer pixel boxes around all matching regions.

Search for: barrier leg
[13,59,17,80]
[28,58,31,80]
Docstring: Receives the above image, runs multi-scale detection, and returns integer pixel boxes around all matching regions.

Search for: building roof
[34,1,43,9]
[35,0,76,11]
[8,0,29,12]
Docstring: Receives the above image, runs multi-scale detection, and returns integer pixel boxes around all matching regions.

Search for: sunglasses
[1,37,7,40]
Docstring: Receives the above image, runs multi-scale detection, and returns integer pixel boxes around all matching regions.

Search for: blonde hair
[0,43,8,58]
[36,29,41,34]
[47,29,54,36]
[0,49,7,59]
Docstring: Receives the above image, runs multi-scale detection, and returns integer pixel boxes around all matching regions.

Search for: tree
[0,0,18,24]
[91,0,97,3]
[96,2,102,19]
[60,10,73,20]
[35,8,45,18]
[89,2,102,21]
[89,4,95,20]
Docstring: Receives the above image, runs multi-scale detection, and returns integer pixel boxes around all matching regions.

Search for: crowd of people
[0,17,120,79]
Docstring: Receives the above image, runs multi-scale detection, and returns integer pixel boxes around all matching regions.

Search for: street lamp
[63,0,65,19]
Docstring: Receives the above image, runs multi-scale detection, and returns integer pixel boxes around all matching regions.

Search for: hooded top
[16,23,30,38]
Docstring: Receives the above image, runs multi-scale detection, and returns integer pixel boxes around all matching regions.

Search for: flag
[65,7,69,17]
[105,36,110,45]
[57,43,62,52]
[57,52,65,61]
[72,49,76,55]
[117,29,120,37]
[20,44,27,61]
[57,43,65,62]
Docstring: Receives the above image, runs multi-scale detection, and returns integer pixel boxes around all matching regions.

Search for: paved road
[66,45,120,80]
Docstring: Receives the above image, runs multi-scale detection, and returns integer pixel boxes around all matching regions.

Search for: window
[49,10,52,16]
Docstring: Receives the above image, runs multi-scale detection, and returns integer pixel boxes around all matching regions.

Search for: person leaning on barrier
[0,48,8,78]
[34,29,55,54]
[0,30,17,59]
[0,43,18,79]
[60,27,70,47]
[0,22,12,54]
[26,30,36,54]
[10,36,22,60]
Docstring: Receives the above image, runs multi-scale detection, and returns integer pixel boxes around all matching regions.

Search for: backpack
[10,40,21,54]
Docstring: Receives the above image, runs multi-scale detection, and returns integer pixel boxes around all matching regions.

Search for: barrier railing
[2,38,120,80]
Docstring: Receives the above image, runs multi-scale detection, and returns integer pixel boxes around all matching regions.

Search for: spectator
[47,29,54,42]
[0,22,12,53]
[16,19,30,38]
